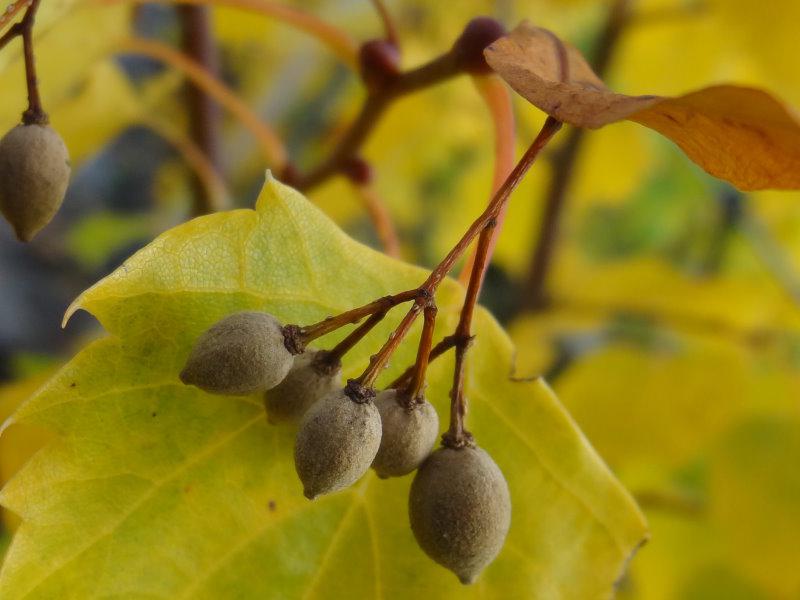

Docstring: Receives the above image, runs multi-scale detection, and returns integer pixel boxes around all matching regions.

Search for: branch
[288,119,559,400]
[347,118,562,398]
[443,220,494,448]
[290,289,420,350]
[400,302,438,405]
[177,5,226,215]
[291,17,508,191]
[0,0,46,124]
[291,49,465,191]
[0,0,27,40]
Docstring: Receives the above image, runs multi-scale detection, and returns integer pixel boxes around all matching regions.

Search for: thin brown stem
[353,289,430,391]
[389,127,532,436]
[420,117,562,292]
[442,220,494,448]
[284,289,419,353]
[346,118,562,400]
[178,4,225,215]
[520,0,632,311]
[0,1,28,37]
[293,49,464,191]
[0,0,45,124]
[322,309,389,366]
[400,303,437,404]
[388,332,461,389]
[21,21,44,123]
[0,24,21,51]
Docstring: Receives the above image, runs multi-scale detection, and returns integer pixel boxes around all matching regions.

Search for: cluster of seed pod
[181,310,511,584]
[0,121,71,242]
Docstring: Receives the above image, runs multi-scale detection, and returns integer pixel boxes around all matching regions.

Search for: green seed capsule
[294,390,382,499]
[0,123,70,242]
[180,311,293,395]
[409,445,511,584]
[264,349,341,424]
[372,389,439,478]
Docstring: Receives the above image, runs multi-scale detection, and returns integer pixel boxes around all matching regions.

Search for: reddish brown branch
[178,4,225,215]
[287,289,419,352]
[0,24,21,51]
[344,117,562,400]
[0,0,45,124]
[420,117,562,291]
[442,220,494,448]
[354,290,430,390]
[400,302,438,405]
[388,333,458,389]
[291,17,507,192]
[0,1,27,38]
[322,308,390,366]
[381,120,563,435]
[292,49,464,191]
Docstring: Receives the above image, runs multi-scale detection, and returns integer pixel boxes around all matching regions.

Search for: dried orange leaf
[485,21,800,190]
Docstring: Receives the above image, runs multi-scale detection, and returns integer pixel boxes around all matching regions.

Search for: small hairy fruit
[294,390,382,499]
[264,349,341,424]
[372,389,439,478]
[409,445,511,584]
[180,311,293,395]
[0,123,71,242]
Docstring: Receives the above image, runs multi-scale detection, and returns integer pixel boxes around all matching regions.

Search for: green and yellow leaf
[0,176,646,599]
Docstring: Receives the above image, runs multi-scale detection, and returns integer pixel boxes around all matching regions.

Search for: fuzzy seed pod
[294,390,382,499]
[372,389,439,478]
[409,445,511,584]
[180,311,293,395]
[0,123,71,242]
[264,349,341,424]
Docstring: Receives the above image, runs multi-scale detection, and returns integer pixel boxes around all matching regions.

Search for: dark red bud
[452,17,507,74]
[343,156,373,185]
[359,39,401,90]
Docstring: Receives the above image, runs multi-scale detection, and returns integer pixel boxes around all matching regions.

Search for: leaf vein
[16,414,265,599]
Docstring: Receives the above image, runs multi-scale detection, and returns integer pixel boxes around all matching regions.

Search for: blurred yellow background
[1,1,799,598]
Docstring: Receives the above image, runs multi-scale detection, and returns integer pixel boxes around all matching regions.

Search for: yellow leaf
[0,374,55,533]
[709,417,800,598]
[0,175,646,598]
